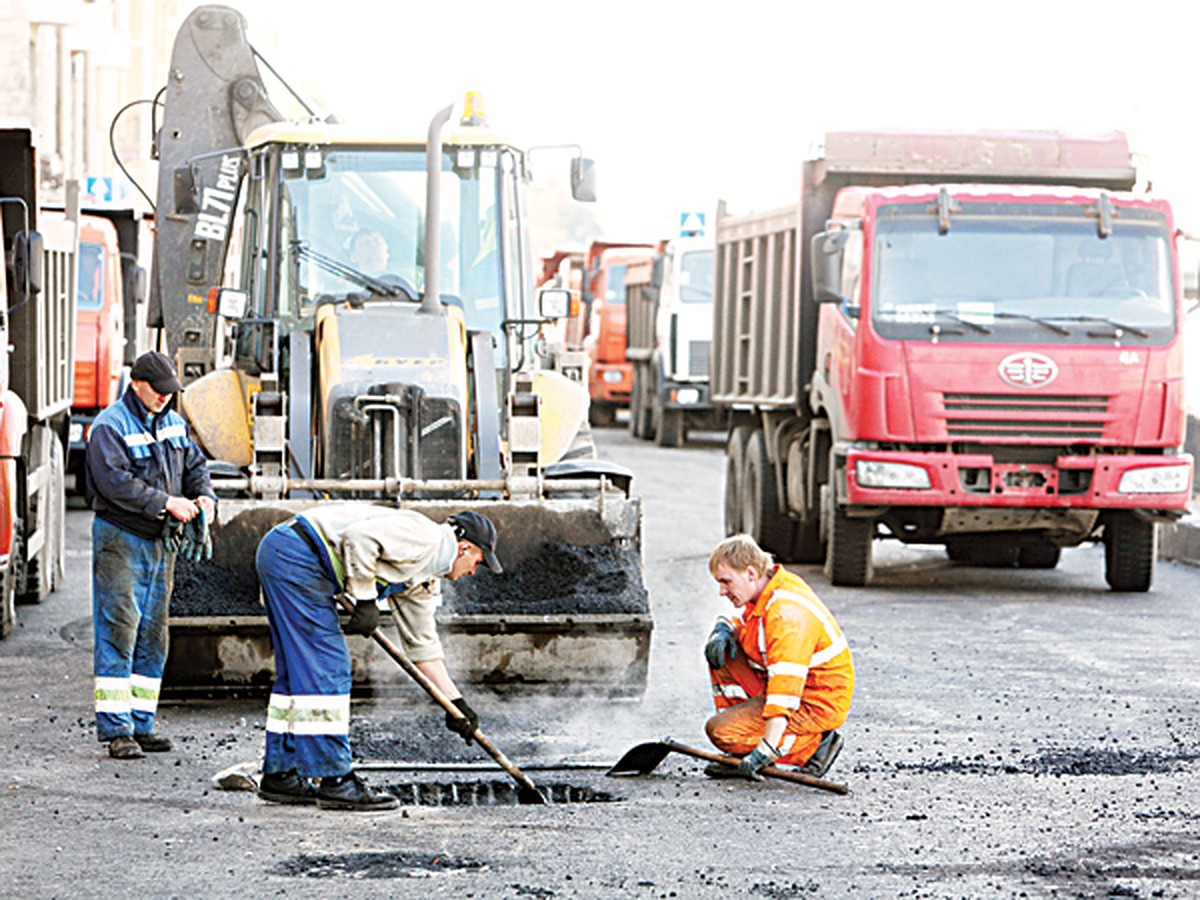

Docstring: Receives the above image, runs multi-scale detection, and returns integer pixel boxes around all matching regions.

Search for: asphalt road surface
[1,424,1197,898]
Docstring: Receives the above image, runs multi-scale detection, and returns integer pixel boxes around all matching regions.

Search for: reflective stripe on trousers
[92,517,173,741]
[256,522,353,779]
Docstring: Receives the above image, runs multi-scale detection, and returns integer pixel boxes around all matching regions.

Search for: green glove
[161,517,184,554]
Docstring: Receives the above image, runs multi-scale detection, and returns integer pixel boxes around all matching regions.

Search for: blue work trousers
[92,517,174,741]
[256,521,353,779]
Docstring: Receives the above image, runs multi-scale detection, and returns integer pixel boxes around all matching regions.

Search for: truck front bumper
[842,448,1194,512]
[590,364,632,404]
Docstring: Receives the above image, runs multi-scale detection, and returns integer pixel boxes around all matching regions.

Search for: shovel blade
[518,785,550,805]
[606,741,673,776]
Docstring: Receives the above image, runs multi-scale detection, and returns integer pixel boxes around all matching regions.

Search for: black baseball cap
[130,351,183,394]
[449,511,502,574]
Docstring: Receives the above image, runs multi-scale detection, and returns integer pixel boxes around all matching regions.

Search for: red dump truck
[582,241,656,426]
[714,130,1192,591]
[1,128,78,635]
[68,208,154,494]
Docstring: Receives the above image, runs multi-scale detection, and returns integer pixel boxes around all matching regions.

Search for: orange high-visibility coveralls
[706,565,855,767]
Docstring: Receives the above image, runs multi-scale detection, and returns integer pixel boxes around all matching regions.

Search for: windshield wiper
[1042,314,1150,339]
[989,311,1071,336]
[926,308,992,335]
[292,241,413,301]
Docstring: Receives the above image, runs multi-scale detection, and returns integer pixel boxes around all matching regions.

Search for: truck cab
[69,214,126,489]
[582,242,655,426]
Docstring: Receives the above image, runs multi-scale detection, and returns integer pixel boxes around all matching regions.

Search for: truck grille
[941,393,1110,440]
[688,340,710,379]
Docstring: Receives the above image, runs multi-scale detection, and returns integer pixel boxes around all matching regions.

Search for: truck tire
[588,403,616,428]
[1018,542,1061,569]
[742,429,793,557]
[788,428,827,564]
[655,409,684,448]
[0,563,15,638]
[16,427,65,603]
[628,368,649,439]
[825,506,874,586]
[1104,513,1155,592]
[724,425,751,536]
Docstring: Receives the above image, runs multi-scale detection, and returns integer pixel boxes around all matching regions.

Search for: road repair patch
[273,850,485,879]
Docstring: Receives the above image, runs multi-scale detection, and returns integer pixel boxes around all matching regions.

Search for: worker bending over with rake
[703,534,854,781]
[254,506,502,811]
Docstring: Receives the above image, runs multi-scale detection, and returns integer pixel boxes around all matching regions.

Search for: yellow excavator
[138,6,650,696]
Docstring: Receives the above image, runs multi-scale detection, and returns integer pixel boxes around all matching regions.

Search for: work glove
[704,618,739,669]
[161,517,185,554]
[445,697,479,744]
[736,738,781,781]
[181,509,212,562]
[343,598,380,636]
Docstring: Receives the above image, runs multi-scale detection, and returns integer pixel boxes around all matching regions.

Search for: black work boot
[108,735,144,759]
[316,772,398,811]
[258,770,318,805]
[799,730,844,777]
[134,733,173,752]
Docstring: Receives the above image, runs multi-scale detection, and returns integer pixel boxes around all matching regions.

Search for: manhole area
[382,779,620,806]
[274,850,484,879]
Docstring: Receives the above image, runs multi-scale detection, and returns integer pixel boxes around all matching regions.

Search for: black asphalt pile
[273,851,484,879]
[443,540,649,615]
[170,559,263,616]
[351,709,550,763]
[878,744,1200,777]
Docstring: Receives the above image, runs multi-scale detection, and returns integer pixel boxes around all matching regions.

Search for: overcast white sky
[213,0,1200,242]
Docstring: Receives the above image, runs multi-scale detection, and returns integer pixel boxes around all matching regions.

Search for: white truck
[625,232,723,446]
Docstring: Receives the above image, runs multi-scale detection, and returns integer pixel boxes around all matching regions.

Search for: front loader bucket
[163,493,652,698]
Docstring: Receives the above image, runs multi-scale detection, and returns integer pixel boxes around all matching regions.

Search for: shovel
[607,737,849,795]
[336,595,548,805]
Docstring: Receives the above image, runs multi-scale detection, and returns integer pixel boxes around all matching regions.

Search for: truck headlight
[855,460,931,489]
[1116,464,1191,494]
[602,370,623,383]
[69,422,84,444]
[674,388,699,405]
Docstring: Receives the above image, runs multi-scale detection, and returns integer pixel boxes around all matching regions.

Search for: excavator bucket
[163,491,652,699]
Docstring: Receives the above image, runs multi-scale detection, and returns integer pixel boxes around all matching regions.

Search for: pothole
[381,779,620,806]
[274,850,484,879]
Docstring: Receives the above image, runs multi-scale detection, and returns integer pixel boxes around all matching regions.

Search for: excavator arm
[151,4,281,380]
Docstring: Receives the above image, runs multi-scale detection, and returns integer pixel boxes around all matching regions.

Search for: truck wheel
[17,426,64,603]
[825,506,874,587]
[788,429,826,564]
[589,403,615,428]
[0,563,15,638]
[742,429,793,557]
[655,409,684,448]
[1018,542,1061,569]
[1104,513,1155,592]
[724,425,751,536]
[628,369,646,439]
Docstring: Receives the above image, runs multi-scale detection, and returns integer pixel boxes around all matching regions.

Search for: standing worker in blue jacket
[254,506,502,811]
[86,351,216,760]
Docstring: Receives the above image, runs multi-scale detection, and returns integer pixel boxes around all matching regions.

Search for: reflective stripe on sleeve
[810,634,849,666]
[94,676,132,714]
[765,693,801,711]
[767,661,810,679]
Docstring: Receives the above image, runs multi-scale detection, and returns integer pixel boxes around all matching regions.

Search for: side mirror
[570,157,597,203]
[173,164,201,215]
[538,287,571,320]
[12,230,44,296]
[811,230,850,303]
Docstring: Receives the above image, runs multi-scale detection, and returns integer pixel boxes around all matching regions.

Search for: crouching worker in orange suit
[703,534,855,780]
